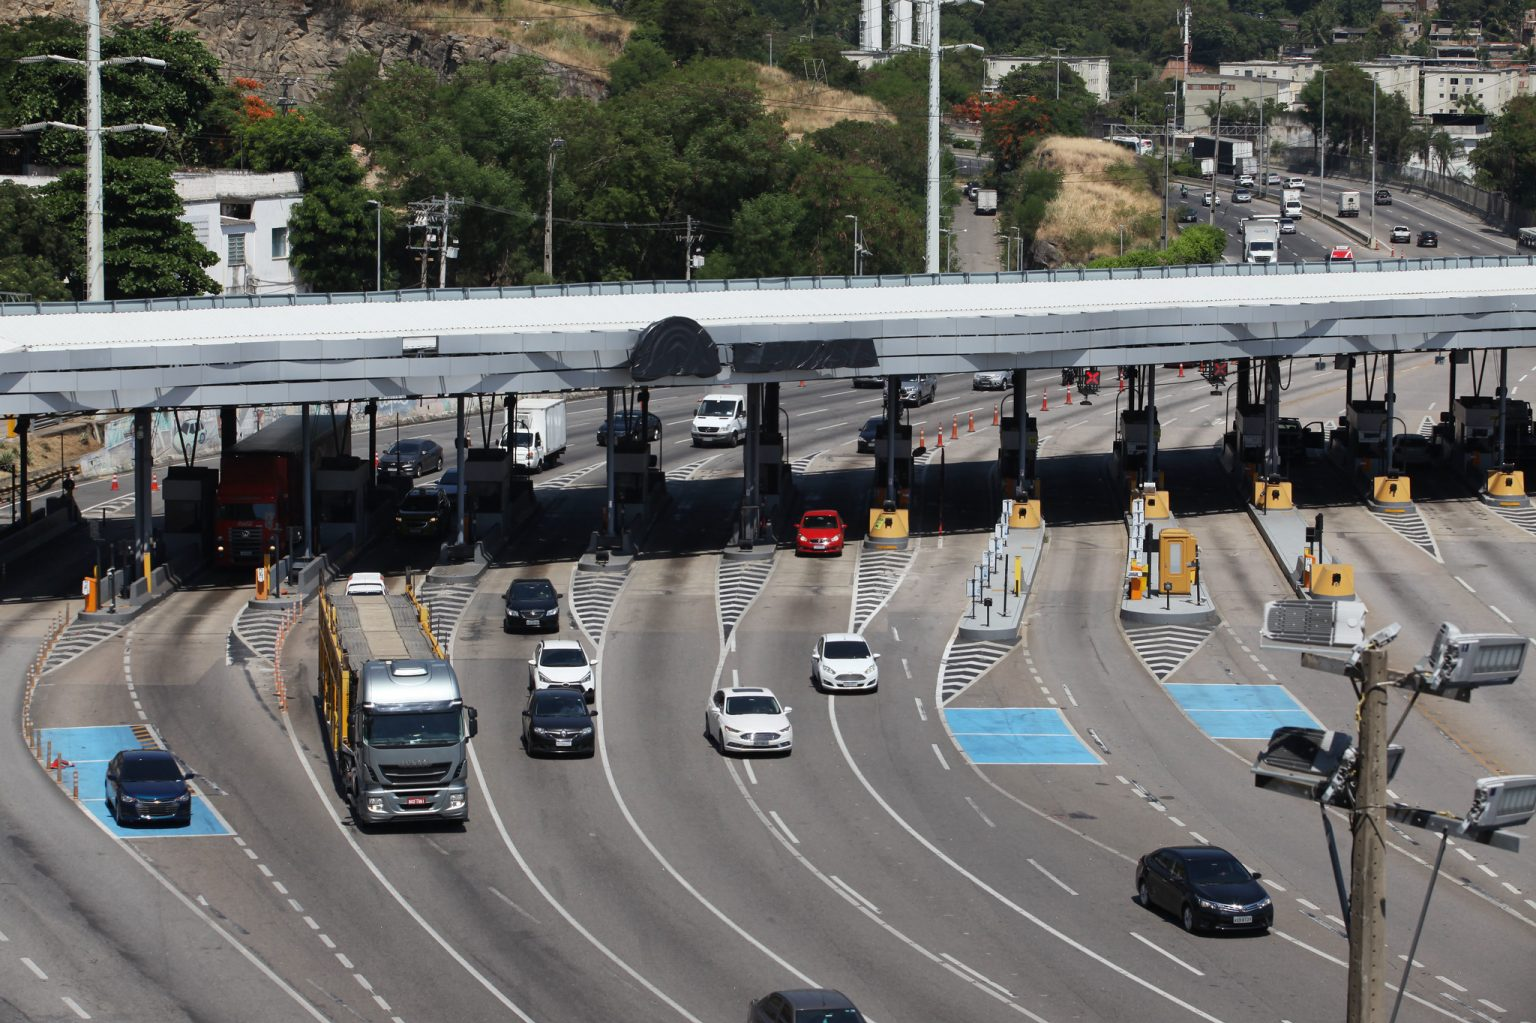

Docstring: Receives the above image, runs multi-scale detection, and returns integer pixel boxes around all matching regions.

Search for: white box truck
[501,396,568,472]
[1337,190,1360,217]
[1282,187,1303,219]
[1242,219,1279,264]
[974,188,998,215]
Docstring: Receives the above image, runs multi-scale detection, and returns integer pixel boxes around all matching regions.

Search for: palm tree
[1430,130,1457,177]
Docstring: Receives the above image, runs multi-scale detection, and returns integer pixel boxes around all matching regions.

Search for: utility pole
[1348,645,1389,1023]
[1208,83,1227,227]
[1053,46,1065,100]
[1318,68,1329,219]
[1162,89,1176,250]
[684,215,695,281]
[1369,79,1378,251]
[438,193,452,288]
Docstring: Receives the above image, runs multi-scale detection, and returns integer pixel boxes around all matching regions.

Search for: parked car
[1328,245,1355,262]
[105,748,195,826]
[1232,188,1252,203]
[1390,225,1412,244]
[1176,205,1198,223]
[747,989,865,1023]
[1278,217,1296,235]
[972,370,1010,390]
[596,409,662,446]
[1135,846,1272,933]
[856,416,885,454]
[378,438,445,479]
[521,687,596,757]
[705,686,792,755]
[795,510,846,556]
[899,374,937,405]
[810,633,880,692]
[1418,230,1439,247]
[1391,433,1433,468]
[528,639,597,701]
[1374,188,1392,205]
[504,577,561,633]
[395,486,451,537]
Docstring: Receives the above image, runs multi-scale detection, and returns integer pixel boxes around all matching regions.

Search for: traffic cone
[1041,390,1048,411]
[1178,363,1185,377]
[968,411,976,433]
[799,380,805,387]
[1119,374,1125,393]
[918,426,926,448]
[951,416,959,440]
[992,404,999,426]
[1065,388,1072,405]
[936,428,944,448]
[110,473,119,491]
[151,474,159,492]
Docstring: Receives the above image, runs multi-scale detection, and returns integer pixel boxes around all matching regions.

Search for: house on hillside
[175,171,306,297]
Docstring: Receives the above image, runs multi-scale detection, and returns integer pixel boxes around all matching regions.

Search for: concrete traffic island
[1118,484,1220,628]
[957,498,1045,642]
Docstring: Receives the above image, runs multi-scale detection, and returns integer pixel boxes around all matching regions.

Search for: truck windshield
[696,400,736,417]
[217,502,277,523]
[364,709,462,747]
[508,431,534,447]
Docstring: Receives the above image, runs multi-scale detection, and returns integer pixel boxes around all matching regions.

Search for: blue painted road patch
[1162,684,1320,740]
[37,725,233,838]
[945,707,1102,765]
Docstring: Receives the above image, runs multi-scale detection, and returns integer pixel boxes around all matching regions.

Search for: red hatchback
[795,510,846,556]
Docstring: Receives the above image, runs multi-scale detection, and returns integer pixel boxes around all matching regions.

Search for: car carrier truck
[318,574,478,826]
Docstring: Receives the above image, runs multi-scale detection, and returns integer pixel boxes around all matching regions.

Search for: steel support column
[453,396,466,546]
[133,409,152,557]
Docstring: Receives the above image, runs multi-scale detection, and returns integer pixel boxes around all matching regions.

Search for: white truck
[1282,187,1303,219]
[1336,190,1360,217]
[974,188,998,215]
[500,396,568,472]
[1242,219,1279,264]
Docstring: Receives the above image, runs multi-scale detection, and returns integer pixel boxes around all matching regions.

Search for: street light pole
[366,199,381,291]
[845,214,861,275]
[1369,79,1378,251]
[1208,83,1228,227]
[925,0,984,274]
[1318,68,1328,219]
[1053,46,1064,100]
[544,137,565,278]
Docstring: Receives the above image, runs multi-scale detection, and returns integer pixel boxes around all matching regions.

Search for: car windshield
[725,695,781,715]
[532,692,588,717]
[509,580,554,600]
[388,440,425,454]
[802,514,840,529]
[1190,857,1252,884]
[825,640,871,659]
[120,755,183,782]
[363,709,462,748]
[540,648,588,668]
[217,501,276,522]
[399,493,441,512]
[862,418,883,432]
[900,377,923,386]
[697,400,737,417]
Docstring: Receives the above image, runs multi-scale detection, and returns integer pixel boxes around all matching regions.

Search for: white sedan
[811,633,880,692]
[705,687,793,754]
[528,639,597,701]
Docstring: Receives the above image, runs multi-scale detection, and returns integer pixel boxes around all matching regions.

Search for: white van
[691,393,747,447]
[1284,198,1303,218]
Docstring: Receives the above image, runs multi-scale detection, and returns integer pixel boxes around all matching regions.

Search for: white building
[983,56,1111,101]
[1421,65,1528,117]
[175,171,305,296]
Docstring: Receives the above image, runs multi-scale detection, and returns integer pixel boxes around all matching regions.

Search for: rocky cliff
[12,0,608,103]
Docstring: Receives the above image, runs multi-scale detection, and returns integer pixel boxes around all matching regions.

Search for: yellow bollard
[142,551,153,593]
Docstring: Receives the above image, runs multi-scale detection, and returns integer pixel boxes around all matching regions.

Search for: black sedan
[521,688,596,756]
[504,577,561,633]
[596,410,662,446]
[105,748,195,826]
[1135,846,1272,933]
[1418,230,1439,247]
[395,486,451,537]
[856,416,885,454]
[378,438,445,478]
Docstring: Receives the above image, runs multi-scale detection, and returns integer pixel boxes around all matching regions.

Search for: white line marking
[1388,789,1400,800]
[743,759,758,785]
[891,626,900,642]
[1116,775,1130,785]
[1027,858,1078,896]
[287,898,303,913]
[730,668,739,687]
[0,928,7,941]
[1502,882,1521,895]
[243,848,258,860]
[940,953,1016,997]
[1061,683,1078,707]
[769,810,801,844]
[1130,932,1203,976]
[966,796,996,828]
[1436,976,1466,993]
[1297,898,1321,912]
[488,887,542,924]
[901,657,912,679]
[1477,999,1506,1013]
[1260,878,1286,892]
[1478,864,1498,878]
[319,934,335,949]
[1454,576,1476,593]
[22,957,47,979]
[1490,606,1512,624]
[1456,847,1476,861]
[932,743,951,770]
[353,974,372,992]
[1188,831,1209,845]
[257,864,273,878]
[913,697,927,722]
[336,953,353,969]
[1168,817,1184,827]
[1326,914,1347,929]
[302,916,319,930]
[830,876,881,914]
[272,881,287,895]
[374,995,392,1012]
[62,996,90,1019]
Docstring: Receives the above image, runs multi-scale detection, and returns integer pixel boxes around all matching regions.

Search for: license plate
[556,739,573,747]
[406,796,428,807]
[1232,915,1252,924]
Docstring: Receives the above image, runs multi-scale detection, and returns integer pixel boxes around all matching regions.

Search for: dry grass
[755,65,895,136]
[1034,137,1163,262]
[346,0,632,72]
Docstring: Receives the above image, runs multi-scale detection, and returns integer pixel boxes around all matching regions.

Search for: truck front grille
[381,762,452,784]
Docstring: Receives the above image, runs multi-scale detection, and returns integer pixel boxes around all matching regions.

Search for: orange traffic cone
[936,428,944,448]
[1178,363,1185,377]
[1119,374,1125,393]
[110,473,119,491]
[151,474,159,492]
[951,416,958,440]
[1041,390,1049,411]
[992,404,999,426]
[1065,388,1073,405]
[968,411,976,434]
[918,426,926,448]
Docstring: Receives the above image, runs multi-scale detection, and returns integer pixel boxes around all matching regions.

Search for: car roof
[540,639,584,651]
[1159,845,1239,861]
[345,572,387,594]
[118,748,177,763]
[801,508,840,517]
[722,686,772,696]
[773,989,858,1010]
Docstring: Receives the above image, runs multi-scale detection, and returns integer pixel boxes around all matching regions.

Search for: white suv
[1236,174,1254,187]
[527,639,597,701]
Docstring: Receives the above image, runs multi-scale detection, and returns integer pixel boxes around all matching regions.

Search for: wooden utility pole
[1348,646,1389,1023]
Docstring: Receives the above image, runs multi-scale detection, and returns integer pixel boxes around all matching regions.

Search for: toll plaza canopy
[0,258,1533,414]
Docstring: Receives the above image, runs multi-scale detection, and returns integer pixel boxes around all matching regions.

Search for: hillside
[1032,137,1161,264]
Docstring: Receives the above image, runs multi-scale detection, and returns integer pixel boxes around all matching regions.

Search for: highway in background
[2,184,1534,1022]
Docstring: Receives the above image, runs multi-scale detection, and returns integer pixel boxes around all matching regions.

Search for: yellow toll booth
[1158,528,1196,595]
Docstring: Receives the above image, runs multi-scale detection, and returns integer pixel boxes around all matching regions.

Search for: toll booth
[610,431,663,504]
[315,455,371,552]
[1116,408,1161,471]
[1157,528,1197,595]
[1342,399,1389,456]
[998,414,1039,485]
[1230,401,1266,465]
[1453,396,1531,456]
[462,447,525,539]
[161,465,219,564]
[871,421,913,508]
[756,426,785,497]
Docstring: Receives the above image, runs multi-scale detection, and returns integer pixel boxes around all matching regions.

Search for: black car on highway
[596,410,662,446]
[395,486,451,537]
[1135,845,1272,933]
[504,577,561,633]
[856,416,885,454]
[521,687,596,756]
[105,748,195,826]
[747,989,865,1023]
[378,438,445,479]
[1418,230,1439,247]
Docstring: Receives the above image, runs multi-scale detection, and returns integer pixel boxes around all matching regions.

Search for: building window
[272,227,289,260]
[228,232,246,267]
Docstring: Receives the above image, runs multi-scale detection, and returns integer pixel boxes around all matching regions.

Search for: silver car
[972,371,1009,390]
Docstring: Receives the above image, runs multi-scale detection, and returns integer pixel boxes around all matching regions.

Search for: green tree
[40,156,218,299]
[608,34,675,96]
[996,61,1099,136]
[1470,95,1536,204]
[0,181,72,301]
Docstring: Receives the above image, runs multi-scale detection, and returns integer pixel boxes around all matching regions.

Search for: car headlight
[532,727,550,736]
[1196,897,1222,910]
[119,793,138,804]
[1254,896,1272,910]
[176,792,191,803]
[576,728,593,737]
[723,725,743,735]
[543,609,558,617]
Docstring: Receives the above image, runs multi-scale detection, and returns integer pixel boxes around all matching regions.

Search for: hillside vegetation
[1033,138,1161,263]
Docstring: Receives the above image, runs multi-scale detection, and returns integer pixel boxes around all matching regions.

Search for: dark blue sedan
[105,749,195,826]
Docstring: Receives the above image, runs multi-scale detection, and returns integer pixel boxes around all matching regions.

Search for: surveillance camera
[1362,622,1401,650]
